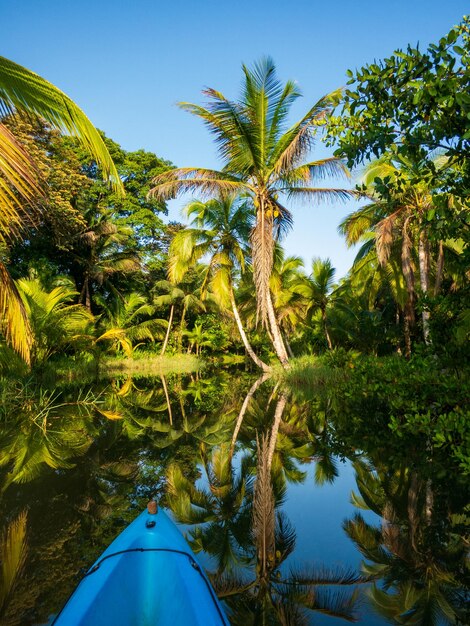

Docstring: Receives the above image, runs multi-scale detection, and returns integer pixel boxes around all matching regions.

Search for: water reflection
[0,369,467,625]
[344,460,469,625]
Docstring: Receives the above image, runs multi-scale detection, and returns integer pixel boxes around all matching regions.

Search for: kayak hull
[52,508,228,626]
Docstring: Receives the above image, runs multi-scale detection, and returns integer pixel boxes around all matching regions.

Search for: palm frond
[149,168,247,201]
[285,187,357,204]
[376,213,398,267]
[0,56,122,193]
[297,586,359,622]
[286,158,350,185]
[270,89,339,174]
[338,204,378,246]
[0,262,32,364]
[0,510,28,613]
[0,122,42,240]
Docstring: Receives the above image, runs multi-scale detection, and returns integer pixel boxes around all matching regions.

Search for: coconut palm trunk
[401,219,416,357]
[266,392,288,472]
[149,60,355,369]
[160,374,173,425]
[230,373,271,456]
[80,275,92,312]
[322,307,333,350]
[284,334,295,358]
[230,290,270,372]
[179,304,187,352]
[266,293,290,367]
[160,304,174,355]
[418,230,431,344]
[434,241,445,296]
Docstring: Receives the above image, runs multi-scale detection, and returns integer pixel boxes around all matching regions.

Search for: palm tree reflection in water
[344,460,469,626]
[168,385,364,625]
[0,371,468,625]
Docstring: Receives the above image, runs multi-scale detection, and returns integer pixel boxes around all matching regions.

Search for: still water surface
[0,369,467,625]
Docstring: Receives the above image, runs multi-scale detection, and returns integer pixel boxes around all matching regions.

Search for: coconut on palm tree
[149,57,355,366]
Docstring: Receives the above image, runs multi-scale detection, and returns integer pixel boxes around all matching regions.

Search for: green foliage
[17,276,93,366]
[7,119,173,304]
[284,354,470,476]
[95,291,166,357]
[0,56,122,193]
[328,17,470,243]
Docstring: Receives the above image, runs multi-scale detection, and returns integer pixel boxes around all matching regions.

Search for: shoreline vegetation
[0,18,468,475]
[0,18,469,625]
[39,353,202,382]
[0,18,467,480]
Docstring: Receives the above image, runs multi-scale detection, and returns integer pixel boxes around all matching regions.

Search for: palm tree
[213,436,363,624]
[16,276,93,366]
[343,459,468,625]
[336,241,410,354]
[168,195,270,371]
[295,258,339,350]
[153,274,206,352]
[183,322,214,356]
[0,511,28,619]
[95,291,166,357]
[149,58,354,367]
[73,208,140,312]
[0,56,123,363]
[341,153,454,351]
[167,443,253,573]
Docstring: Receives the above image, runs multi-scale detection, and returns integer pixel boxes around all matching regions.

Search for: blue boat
[52,502,229,625]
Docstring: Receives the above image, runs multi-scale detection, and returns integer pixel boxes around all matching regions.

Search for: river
[0,368,468,625]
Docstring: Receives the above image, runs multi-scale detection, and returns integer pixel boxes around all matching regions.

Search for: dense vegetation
[1,28,469,371]
[0,16,468,626]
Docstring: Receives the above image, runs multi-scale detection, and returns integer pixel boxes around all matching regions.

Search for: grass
[101,354,201,377]
[37,352,202,383]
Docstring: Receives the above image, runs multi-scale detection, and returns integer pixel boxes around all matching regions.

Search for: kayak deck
[52,507,228,626]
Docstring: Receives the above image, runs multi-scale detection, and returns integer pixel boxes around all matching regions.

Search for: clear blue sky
[2,1,468,277]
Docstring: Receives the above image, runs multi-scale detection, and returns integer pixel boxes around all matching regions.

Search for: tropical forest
[0,6,469,626]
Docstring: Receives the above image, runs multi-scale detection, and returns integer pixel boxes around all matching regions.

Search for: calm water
[0,369,468,625]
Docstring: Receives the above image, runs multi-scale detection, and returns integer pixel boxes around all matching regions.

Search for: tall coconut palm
[340,153,454,351]
[149,58,354,367]
[0,56,123,363]
[169,195,270,371]
[213,435,363,625]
